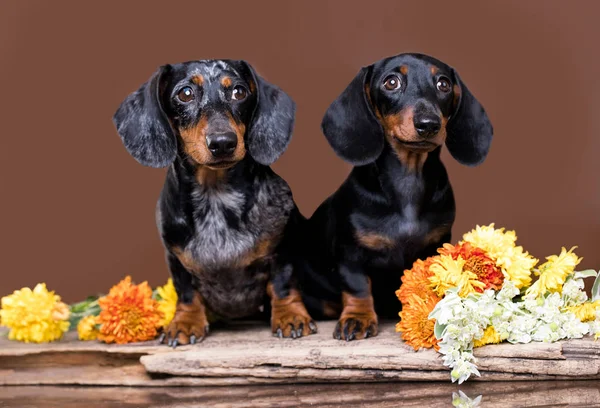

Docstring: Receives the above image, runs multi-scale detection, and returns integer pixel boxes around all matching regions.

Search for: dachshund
[300,53,493,341]
[113,60,317,347]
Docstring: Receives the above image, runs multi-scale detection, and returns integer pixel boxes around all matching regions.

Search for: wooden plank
[1,321,599,386]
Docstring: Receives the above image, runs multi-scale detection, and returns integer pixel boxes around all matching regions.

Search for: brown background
[0,0,598,302]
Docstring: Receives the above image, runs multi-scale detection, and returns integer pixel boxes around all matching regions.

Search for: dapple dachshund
[113,59,316,347]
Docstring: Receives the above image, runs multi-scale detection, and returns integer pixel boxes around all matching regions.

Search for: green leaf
[69,296,100,313]
[574,269,598,280]
[434,322,447,340]
[592,273,600,302]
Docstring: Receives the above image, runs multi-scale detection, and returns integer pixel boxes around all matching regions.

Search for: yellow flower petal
[461,224,537,289]
[156,278,178,328]
[474,326,502,347]
[77,315,100,341]
[428,255,485,297]
[0,283,70,343]
[526,247,582,298]
[565,300,600,322]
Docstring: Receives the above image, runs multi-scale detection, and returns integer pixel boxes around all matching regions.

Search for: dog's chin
[395,138,440,153]
[205,161,239,170]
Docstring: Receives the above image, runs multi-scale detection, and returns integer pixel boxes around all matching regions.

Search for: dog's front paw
[333,313,378,341]
[159,294,209,348]
[268,285,317,339]
[272,309,318,339]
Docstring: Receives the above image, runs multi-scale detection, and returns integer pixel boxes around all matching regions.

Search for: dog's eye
[177,87,195,102]
[436,77,452,93]
[232,85,248,101]
[383,75,402,91]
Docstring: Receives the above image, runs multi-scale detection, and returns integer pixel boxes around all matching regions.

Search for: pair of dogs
[113,53,493,347]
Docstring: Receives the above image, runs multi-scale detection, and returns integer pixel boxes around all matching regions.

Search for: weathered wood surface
[1,382,600,408]
[1,321,599,386]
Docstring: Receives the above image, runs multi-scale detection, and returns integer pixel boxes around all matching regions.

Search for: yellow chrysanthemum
[428,255,485,297]
[0,283,70,343]
[473,326,502,347]
[156,278,178,328]
[97,276,162,344]
[461,224,538,289]
[565,300,600,322]
[526,247,582,298]
[77,315,100,341]
[462,224,516,259]
[501,246,538,289]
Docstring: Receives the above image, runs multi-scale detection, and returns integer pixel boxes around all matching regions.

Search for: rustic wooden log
[1,321,599,386]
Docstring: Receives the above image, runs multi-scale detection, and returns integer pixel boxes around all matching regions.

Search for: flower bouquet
[396,224,600,383]
[0,277,178,344]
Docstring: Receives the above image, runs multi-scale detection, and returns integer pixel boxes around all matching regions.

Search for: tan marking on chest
[355,231,395,251]
[235,235,279,268]
[195,166,227,186]
[424,226,451,246]
[173,247,203,274]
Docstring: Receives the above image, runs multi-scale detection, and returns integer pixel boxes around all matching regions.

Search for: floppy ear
[241,62,295,166]
[321,66,384,166]
[112,65,176,168]
[445,70,493,166]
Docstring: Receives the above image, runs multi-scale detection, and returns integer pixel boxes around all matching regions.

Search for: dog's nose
[414,115,441,138]
[206,133,238,158]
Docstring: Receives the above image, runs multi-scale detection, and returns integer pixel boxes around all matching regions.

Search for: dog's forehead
[183,60,241,81]
[375,54,452,76]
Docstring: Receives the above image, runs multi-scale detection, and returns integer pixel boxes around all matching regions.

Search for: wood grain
[1,321,599,386]
[1,382,600,408]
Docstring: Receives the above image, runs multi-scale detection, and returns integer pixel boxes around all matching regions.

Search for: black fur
[113,59,314,345]
[113,65,176,168]
[302,53,493,339]
[445,71,493,166]
[241,62,295,165]
[321,67,384,165]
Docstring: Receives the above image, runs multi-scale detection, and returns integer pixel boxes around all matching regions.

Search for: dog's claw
[158,333,166,344]
[189,335,196,345]
[296,324,304,338]
[309,321,318,333]
[276,328,283,338]
[172,339,179,349]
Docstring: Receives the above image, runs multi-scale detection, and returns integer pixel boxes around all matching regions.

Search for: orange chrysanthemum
[439,242,504,291]
[396,293,439,351]
[396,257,440,304]
[97,276,163,344]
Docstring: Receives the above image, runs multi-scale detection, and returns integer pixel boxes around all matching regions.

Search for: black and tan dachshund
[113,60,316,347]
[300,53,493,341]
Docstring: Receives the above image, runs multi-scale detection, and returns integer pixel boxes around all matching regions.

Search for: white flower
[562,278,588,307]
[430,278,594,383]
[497,279,519,302]
[452,390,483,407]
